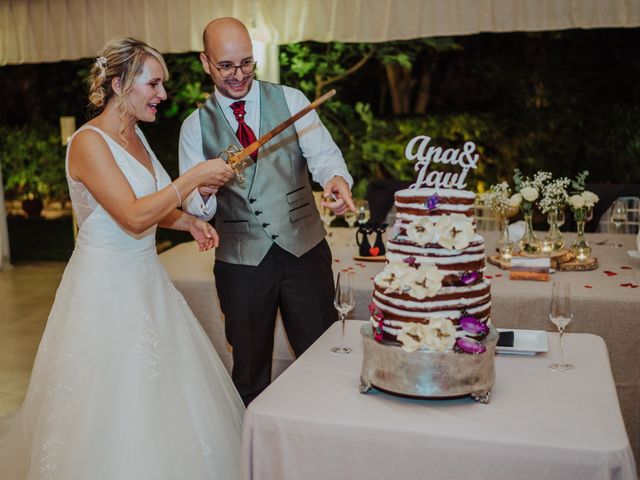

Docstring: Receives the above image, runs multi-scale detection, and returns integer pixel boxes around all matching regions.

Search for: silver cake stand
[360,323,498,403]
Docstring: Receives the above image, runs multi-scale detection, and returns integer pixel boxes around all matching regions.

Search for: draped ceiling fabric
[1,0,639,65]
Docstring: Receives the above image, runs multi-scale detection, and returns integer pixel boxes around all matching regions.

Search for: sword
[218,89,336,183]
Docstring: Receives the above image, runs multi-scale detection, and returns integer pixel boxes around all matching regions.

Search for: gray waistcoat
[199,82,326,266]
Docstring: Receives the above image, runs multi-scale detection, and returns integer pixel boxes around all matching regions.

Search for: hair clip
[95,56,107,69]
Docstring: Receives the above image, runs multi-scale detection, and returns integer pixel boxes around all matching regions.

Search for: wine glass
[331,271,355,354]
[320,206,336,228]
[548,282,574,372]
[356,200,370,226]
[344,210,359,247]
[610,200,627,246]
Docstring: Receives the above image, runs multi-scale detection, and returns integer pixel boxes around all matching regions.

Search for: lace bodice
[65,125,172,252]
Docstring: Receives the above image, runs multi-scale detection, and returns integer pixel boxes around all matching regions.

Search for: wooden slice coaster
[487,255,511,270]
[557,256,598,271]
[353,255,387,262]
[518,249,572,269]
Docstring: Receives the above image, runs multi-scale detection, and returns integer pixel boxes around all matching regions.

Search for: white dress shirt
[179,80,353,221]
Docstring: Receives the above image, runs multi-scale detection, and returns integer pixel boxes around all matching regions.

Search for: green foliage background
[0,28,639,205]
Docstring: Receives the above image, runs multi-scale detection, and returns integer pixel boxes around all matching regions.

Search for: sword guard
[218,145,252,184]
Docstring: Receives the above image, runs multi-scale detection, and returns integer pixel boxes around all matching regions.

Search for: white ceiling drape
[1,0,639,65]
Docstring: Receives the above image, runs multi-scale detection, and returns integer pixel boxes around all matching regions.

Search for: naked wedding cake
[360,136,497,402]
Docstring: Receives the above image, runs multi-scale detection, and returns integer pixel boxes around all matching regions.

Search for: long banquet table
[241,320,637,480]
[159,228,640,465]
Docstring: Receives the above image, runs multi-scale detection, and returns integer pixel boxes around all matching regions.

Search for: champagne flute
[549,282,574,372]
[331,271,355,354]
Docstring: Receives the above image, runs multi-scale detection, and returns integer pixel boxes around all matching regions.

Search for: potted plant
[0,126,67,218]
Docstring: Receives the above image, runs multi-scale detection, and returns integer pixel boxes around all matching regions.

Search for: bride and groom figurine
[356,222,387,258]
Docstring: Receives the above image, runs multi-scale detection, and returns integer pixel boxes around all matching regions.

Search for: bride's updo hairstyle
[88,36,169,114]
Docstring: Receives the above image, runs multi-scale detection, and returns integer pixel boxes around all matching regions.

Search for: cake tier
[386,234,486,279]
[372,277,491,341]
[394,187,476,221]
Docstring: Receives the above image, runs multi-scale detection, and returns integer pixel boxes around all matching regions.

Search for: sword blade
[229,89,336,165]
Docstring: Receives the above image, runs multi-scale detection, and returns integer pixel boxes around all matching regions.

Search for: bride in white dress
[0,37,245,479]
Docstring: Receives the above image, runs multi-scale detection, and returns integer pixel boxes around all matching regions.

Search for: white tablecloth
[242,321,637,480]
[159,228,640,465]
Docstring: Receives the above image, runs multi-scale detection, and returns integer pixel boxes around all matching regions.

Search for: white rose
[508,193,522,208]
[422,318,457,352]
[520,186,539,202]
[581,190,599,208]
[435,213,475,250]
[408,263,444,299]
[568,194,585,209]
[405,217,436,246]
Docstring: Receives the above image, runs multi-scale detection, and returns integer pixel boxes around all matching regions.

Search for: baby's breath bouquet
[539,177,570,252]
[510,169,552,253]
[482,182,516,259]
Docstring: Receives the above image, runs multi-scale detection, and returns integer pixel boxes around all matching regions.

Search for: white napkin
[507,220,525,242]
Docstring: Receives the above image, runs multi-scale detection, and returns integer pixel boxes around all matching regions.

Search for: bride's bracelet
[169,183,182,208]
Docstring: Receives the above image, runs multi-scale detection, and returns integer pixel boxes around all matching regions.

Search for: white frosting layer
[396,188,476,200]
[374,290,490,312]
[369,316,492,335]
[385,249,485,265]
[395,201,473,213]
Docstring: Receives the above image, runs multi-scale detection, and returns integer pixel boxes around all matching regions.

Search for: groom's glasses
[206,55,257,78]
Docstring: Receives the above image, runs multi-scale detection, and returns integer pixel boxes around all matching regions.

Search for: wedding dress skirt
[0,125,244,479]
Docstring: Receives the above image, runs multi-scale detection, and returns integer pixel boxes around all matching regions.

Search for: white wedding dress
[0,125,245,479]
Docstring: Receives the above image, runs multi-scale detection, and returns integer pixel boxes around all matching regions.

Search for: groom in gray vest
[179,17,355,405]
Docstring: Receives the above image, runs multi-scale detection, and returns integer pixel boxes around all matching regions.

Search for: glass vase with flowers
[567,171,599,263]
[539,177,570,254]
[511,169,551,254]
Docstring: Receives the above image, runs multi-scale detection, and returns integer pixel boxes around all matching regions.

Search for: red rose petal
[604,271,618,276]
[621,266,632,270]
[620,283,631,287]
[334,259,340,263]
[485,275,493,279]
[584,285,593,288]
[632,284,639,288]
[495,274,503,277]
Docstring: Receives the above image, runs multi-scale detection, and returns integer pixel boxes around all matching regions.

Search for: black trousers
[214,239,337,405]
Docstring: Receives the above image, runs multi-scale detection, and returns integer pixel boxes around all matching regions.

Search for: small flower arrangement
[568,170,599,222]
[511,169,552,214]
[538,177,570,214]
[482,182,514,217]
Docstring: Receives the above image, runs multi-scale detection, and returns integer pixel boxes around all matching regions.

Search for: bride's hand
[189,218,219,251]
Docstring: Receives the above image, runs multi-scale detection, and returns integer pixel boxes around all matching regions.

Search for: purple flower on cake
[403,256,417,267]
[460,271,480,285]
[455,337,487,354]
[458,315,489,335]
[425,194,439,211]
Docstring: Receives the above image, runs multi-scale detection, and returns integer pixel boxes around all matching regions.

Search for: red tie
[230,101,258,161]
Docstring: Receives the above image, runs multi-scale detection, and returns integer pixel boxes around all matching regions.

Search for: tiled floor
[0,262,66,416]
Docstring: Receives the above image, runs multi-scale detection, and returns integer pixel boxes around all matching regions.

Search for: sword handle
[219,145,250,184]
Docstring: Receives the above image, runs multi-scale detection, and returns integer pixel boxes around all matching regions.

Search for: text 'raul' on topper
[404,135,480,190]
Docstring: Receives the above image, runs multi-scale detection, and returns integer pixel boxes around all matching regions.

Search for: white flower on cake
[405,217,436,245]
[374,262,408,294]
[520,186,539,202]
[435,213,475,250]
[408,263,444,299]
[375,261,443,299]
[397,318,457,353]
[568,194,585,209]
[581,190,599,207]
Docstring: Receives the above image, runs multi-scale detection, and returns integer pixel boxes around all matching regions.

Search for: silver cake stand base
[360,323,498,403]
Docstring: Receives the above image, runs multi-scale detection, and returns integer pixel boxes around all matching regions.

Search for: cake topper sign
[405,135,479,189]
